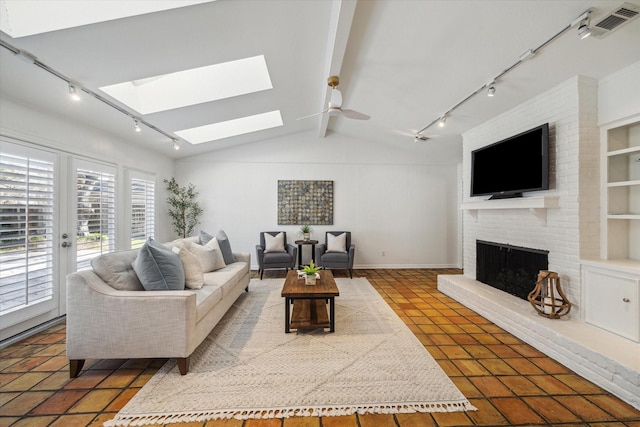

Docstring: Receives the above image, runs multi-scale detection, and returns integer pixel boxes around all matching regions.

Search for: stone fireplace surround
[438,274,640,409]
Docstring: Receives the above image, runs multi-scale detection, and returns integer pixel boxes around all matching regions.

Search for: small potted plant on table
[299,224,313,241]
[301,260,321,285]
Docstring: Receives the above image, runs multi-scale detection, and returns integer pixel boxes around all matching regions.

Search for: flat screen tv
[471,123,549,199]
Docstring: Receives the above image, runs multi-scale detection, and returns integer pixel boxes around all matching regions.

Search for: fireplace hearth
[476,240,549,300]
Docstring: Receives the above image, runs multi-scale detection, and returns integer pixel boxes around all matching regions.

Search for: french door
[1,141,59,339]
[1,139,118,341]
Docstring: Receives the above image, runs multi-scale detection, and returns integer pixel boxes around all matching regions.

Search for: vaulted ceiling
[1,0,639,163]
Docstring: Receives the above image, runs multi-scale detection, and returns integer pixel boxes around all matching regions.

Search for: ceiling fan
[297,76,370,121]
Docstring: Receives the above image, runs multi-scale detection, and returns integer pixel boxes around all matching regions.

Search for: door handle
[61,241,72,248]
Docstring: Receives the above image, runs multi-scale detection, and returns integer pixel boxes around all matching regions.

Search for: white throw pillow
[264,232,285,253]
[204,237,227,268]
[172,246,204,289]
[327,232,347,253]
[185,241,218,273]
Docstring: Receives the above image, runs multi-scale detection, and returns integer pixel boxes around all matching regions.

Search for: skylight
[175,111,283,144]
[0,0,214,38]
[100,55,273,115]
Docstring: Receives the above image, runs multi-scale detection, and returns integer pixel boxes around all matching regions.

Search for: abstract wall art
[277,180,333,225]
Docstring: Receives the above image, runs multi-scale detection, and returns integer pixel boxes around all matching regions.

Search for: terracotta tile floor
[2,268,639,426]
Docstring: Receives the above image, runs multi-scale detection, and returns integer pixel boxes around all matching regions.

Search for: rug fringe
[104,402,477,426]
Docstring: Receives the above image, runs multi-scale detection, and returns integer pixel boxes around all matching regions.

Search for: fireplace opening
[476,240,549,300]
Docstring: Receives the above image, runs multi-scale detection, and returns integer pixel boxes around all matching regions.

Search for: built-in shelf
[608,214,640,220]
[608,180,640,187]
[461,195,559,224]
[608,146,640,157]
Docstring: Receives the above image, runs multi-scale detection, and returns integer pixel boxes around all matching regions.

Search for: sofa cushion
[193,285,224,323]
[204,237,227,269]
[263,251,292,264]
[321,252,349,263]
[172,245,204,289]
[216,229,237,264]
[327,232,347,253]
[133,238,185,291]
[91,249,144,291]
[264,232,285,253]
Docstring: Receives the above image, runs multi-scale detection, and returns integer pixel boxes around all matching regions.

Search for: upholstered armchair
[256,231,297,279]
[315,231,355,278]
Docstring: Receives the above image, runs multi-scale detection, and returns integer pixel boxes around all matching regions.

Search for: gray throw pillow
[216,229,236,264]
[199,230,214,245]
[132,238,185,291]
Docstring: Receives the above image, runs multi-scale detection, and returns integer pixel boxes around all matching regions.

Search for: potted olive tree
[164,177,203,238]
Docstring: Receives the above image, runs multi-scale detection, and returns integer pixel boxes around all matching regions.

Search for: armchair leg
[177,357,190,375]
[260,269,263,280]
[69,359,85,378]
[349,269,353,279]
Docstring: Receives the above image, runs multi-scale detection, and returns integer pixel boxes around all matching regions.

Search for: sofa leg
[177,357,190,375]
[260,269,263,280]
[349,269,353,279]
[69,359,85,378]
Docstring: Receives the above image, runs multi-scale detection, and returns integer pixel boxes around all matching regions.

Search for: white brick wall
[462,76,600,318]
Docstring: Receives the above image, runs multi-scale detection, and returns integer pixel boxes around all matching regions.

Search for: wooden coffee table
[281,270,339,333]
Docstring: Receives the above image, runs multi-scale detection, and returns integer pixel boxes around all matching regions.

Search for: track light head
[172,139,180,150]
[487,85,496,97]
[572,8,593,39]
[578,21,591,39]
[133,119,142,133]
[438,116,446,127]
[68,83,80,101]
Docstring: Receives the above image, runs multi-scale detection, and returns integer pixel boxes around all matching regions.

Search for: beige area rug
[105,278,476,426]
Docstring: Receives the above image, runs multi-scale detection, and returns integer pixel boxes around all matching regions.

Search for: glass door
[1,140,58,338]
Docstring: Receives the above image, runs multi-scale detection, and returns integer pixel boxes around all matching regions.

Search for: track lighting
[133,119,142,133]
[68,83,80,101]
[409,7,593,142]
[172,139,180,150]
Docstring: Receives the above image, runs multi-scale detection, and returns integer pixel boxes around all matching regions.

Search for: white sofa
[66,236,250,376]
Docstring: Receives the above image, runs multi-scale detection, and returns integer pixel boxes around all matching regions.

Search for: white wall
[598,61,640,127]
[462,76,600,318]
[175,132,461,269]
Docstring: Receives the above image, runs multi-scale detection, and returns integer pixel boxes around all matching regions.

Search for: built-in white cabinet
[582,261,640,342]
[584,117,640,343]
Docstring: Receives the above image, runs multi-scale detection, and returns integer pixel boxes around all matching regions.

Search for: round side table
[294,239,319,269]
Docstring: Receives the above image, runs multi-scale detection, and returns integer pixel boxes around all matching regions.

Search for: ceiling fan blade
[341,109,370,120]
[296,109,328,120]
[329,88,343,108]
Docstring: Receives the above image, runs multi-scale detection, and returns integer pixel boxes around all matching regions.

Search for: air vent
[591,2,640,38]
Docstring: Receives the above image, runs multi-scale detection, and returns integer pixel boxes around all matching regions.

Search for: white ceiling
[1,0,639,163]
